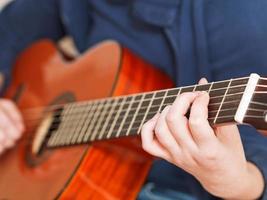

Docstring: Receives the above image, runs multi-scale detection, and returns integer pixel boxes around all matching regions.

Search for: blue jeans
[138,183,197,200]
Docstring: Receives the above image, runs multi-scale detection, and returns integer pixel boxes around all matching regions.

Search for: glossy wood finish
[0,40,173,199]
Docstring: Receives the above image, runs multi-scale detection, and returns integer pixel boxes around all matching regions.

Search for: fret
[89,99,113,141]
[69,102,89,144]
[97,99,118,139]
[115,96,135,137]
[125,93,153,135]
[180,86,195,93]
[143,91,168,123]
[79,101,99,142]
[74,102,93,143]
[87,100,109,141]
[64,103,88,145]
[45,76,253,149]
[116,95,143,137]
[47,106,69,146]
[109,96,134,138]
[214,79,248,124]
[106,97,127,139]
[137,92,156,134]
[158,90,168,112]
[213,79,232,124]
[55,104,75,146]
[83,100,105,141]
[48,105,69,146]
[208,82,213,94]
[126,94,145,136]
[192,85,197,92]
[195,83,212,92]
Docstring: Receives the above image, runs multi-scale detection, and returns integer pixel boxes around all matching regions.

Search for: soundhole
[24,92,76,167]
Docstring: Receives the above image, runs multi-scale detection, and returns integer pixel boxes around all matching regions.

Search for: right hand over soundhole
[0,99,24,155]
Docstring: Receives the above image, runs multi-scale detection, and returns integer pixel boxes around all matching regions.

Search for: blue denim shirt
[1,0,267,199]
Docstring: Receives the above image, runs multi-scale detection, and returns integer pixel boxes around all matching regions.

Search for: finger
[2,137,15,149]
[141,114,172,160]
[189,92,217,147]
[0,99,24,131]
[198,77,208,85]
[166,92,198,149]
[0,111,22,140]
[154,106,181,158]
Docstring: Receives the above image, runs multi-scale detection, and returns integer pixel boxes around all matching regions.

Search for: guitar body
[0,40,173,199]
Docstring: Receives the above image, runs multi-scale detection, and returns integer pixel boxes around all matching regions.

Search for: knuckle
[201,148,217,161]
[141,122,149,133]
[166,111,178,124]
[189,116,202,128]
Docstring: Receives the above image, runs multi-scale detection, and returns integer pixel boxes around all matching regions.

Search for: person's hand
[0,99,24,155]
[141,78,264,199]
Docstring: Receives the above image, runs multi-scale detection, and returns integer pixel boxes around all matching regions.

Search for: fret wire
[48,78,248,145]
[59,85,246,119]
[26,77,249,118]
[64,103,87,145]
[84,92,243,127]
[213,79,232,124]
[69,102,89,144]
[78,102,98,143]
[83,101,103,142]
[62,82,248,118]
[75,103,94,143]
[45,82,248,127]
[44,111,264,147]
[97,99,118,139]
[90,99,112,141]
[208,82,213,94]
[50,105,71,145]
[126,94,145,136]
[86,100,107,141]
[115,96,135,137]
[56,104,75,145]
[192,85,197,92]
[46,97,244,134]
[108,103,239,135]
[158,90,169,112]
[106,97,127,139]
[137,93,156,134]
[109,111,243,135]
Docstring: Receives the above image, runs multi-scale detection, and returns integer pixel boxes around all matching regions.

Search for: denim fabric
[1,0,267,199]
[138,183,197,200]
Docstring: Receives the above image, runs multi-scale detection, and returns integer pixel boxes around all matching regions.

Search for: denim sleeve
[239,125,267,199]
[0,0,65,89]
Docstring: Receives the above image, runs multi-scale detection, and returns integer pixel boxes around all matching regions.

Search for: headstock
[243,76,267,131]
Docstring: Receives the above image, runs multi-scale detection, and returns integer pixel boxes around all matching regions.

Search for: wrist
[225,162,264,200]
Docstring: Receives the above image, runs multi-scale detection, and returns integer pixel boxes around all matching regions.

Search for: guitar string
[7,75,267,116]
[17,81,249,115]
[19,113,265,146]
[19,104,265,145]
[20,92,244,122]
[19,82,267,120]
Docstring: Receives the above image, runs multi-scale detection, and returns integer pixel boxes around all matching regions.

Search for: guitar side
[0,40,173,199]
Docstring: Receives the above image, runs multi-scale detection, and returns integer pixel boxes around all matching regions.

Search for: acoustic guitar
[0,40,266,199]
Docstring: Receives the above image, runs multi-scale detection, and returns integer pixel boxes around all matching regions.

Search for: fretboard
[46,77,249,148]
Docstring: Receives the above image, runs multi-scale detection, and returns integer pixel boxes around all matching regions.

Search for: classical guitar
[0,40,266,199]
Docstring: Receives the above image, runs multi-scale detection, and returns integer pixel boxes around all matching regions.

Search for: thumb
[198,77,208,85]
[214,124,243,146]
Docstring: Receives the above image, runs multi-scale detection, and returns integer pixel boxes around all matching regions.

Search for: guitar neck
[45,74,260,150]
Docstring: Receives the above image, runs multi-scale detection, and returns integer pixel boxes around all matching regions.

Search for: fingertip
[198,77,208,85]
